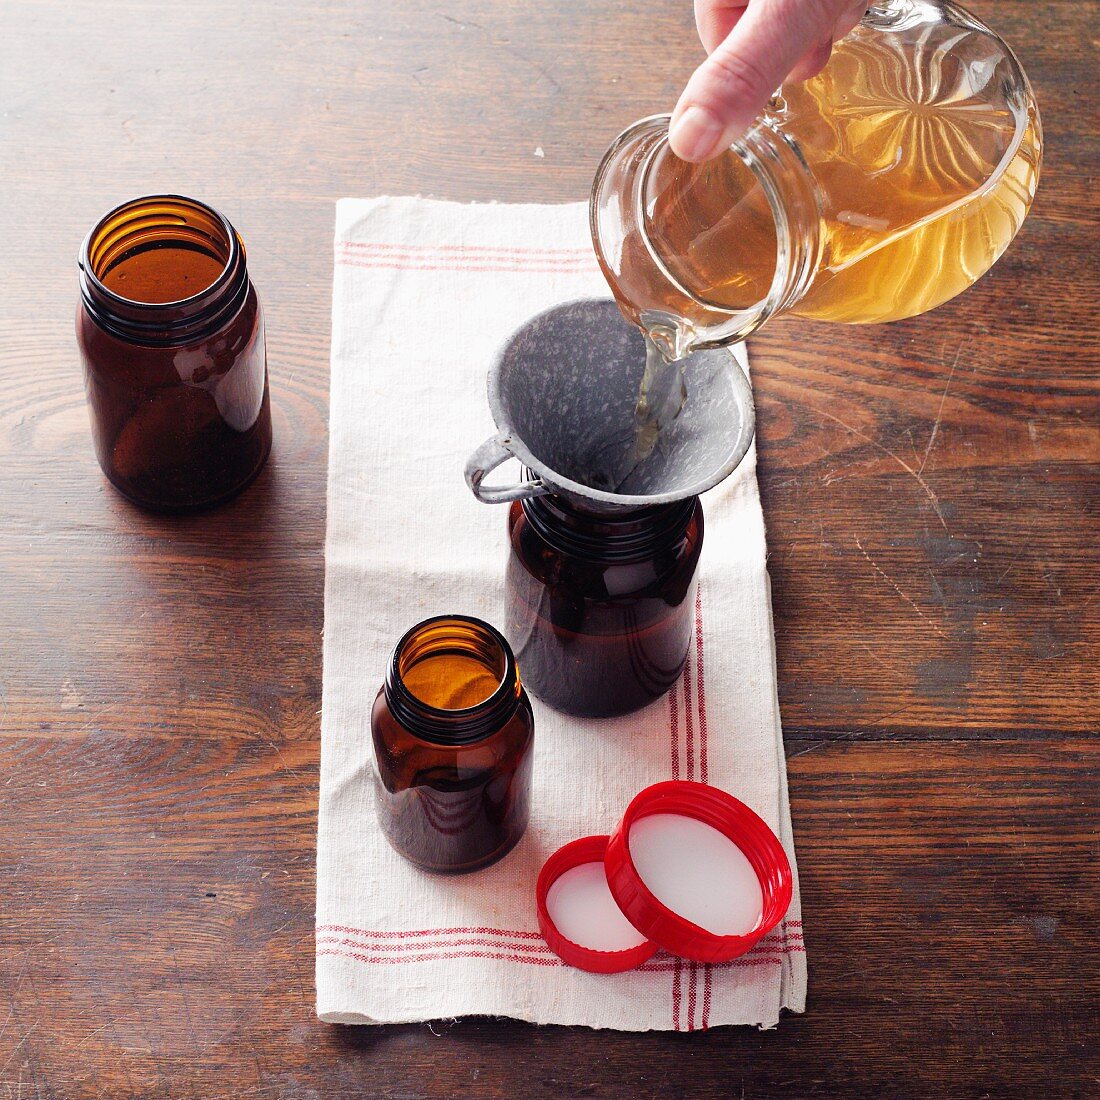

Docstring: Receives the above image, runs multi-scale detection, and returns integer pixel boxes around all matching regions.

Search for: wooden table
[1,1,1095,1095]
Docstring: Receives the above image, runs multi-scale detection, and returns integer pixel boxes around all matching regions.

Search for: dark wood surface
[1,1,1096,1096]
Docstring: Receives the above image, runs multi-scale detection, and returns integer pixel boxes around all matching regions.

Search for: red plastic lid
[537,782,793,971]
[605,780,793,964]
[536,835,658,974]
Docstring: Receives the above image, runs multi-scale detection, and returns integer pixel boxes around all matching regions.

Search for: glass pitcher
[590,0,1043,359]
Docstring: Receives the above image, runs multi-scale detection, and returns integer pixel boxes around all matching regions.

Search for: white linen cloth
[316,196,806,1030]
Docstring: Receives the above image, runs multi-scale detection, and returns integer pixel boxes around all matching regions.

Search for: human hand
[669,0,868,161]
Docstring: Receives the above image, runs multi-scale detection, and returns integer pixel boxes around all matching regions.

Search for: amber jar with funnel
[465,299,754,718]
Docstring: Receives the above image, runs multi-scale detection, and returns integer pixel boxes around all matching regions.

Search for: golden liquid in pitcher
[638,23,1042,331]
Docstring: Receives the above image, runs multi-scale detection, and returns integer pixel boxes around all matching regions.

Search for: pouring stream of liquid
[613,332,689,491]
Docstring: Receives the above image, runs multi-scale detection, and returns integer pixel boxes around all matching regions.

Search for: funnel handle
[465,434,548,504]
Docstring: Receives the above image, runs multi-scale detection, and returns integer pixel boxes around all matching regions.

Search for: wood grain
[0,0,1096,1096]
[1,737,1095,1097]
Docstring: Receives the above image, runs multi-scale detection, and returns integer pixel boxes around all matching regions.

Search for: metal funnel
[465,299,755,511]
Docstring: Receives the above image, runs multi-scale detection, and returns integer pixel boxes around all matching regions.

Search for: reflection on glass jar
[371,616,534,874]
[507,494,703,719]
[76,195,272,510]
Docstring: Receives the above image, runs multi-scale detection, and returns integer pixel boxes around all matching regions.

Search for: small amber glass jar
[507,494,703,718]
[372,616,535,874]
[76,195,271,510]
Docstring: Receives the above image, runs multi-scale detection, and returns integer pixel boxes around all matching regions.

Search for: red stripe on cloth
[669,677,680,781]
[682,671,694,1042]
[316,935,557,954]
[337,243,595,265]
[314,923,799,943]
[319,948,789,972]
[669,663,681,1027]
[640,958,786,973]
[318,948,562,968]
[337,252,594,270]
[315,924,544,940]
[314,930,802,958]
[340,240,592,258]
[695,587,709,1031]
[337,256,595,276]
[682,645,696,1029]
[695,585,709,785]
[683,663,694,783]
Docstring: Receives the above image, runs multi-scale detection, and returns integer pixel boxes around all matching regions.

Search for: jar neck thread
[384,616,521,746]
[78,194,249,347]
[521,493,698,564]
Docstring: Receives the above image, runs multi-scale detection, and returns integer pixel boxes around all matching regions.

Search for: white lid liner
[546,862,650,952]
[627,814,763,936]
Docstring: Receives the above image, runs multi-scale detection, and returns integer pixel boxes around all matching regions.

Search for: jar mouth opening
[387,615,521,743]
[79,194,240,311]
[522,491,699,564]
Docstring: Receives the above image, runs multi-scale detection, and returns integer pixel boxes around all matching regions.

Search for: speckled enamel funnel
[464,298,755,511]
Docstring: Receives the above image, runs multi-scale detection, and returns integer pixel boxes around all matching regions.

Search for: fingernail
[669,105,725,162]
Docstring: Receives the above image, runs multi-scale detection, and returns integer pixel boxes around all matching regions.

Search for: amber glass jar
[507,494,703,718]
[77,195,271,510]
[371,616,534,874]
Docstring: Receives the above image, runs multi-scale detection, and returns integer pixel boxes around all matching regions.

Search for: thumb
[670,0,847,161]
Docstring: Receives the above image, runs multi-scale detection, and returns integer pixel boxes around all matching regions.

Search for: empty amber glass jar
[76,195,271,510]
[507,494,703,718]
[371,616,535,874]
